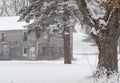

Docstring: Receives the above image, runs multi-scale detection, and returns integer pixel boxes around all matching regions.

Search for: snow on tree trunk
[91,28,119,76]
[98,38,118,76]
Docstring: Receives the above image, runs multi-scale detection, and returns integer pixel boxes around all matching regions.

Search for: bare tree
[0,0,29,16]
[0,0,10,16]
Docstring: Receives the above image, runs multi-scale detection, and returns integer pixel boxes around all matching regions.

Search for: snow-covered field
[0,17,119,83]
[0,61,93,83]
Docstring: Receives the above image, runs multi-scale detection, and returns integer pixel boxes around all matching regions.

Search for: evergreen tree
[19,0,79,64]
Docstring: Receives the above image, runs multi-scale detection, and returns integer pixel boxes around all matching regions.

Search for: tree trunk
[35,39,39,60]
[92,33,119,76]
[46,35,51,57]
[118,37,120,53]
[63,2,72,64]
[63,26,71,64]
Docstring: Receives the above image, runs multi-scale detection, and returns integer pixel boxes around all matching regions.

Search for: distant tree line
[0,0,29,16]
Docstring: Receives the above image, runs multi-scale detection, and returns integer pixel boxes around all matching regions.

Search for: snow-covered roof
[0,16,27,30]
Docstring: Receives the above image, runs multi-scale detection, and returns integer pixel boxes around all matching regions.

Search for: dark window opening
[23,32,27,41]
[1,33,4,41]
[23,47,27,54]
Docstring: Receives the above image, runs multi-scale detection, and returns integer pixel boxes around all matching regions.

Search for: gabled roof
[0,16,28,30]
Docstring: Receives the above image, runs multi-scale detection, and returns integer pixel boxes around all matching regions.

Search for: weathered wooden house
[0,16,65,60]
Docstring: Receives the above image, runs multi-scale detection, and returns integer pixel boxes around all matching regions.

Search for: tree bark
[63,26,71,64]
[35,39,39,60]
[118,37,120,53]
[92,32,119,76]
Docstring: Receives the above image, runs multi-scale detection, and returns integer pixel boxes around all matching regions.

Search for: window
[23,46,27,56]
[1,33,4,41]
[24,47,27,54]
[23,31,27,41]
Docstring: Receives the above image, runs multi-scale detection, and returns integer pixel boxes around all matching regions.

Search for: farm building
[0,16,66,60]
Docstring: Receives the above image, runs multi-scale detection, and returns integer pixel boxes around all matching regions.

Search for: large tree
[76,0,120,76]
[19,0,79,64]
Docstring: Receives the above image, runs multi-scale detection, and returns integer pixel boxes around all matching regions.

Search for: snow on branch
[99,19,107,26]
[85,0,106,20]
[42,1,55,10]
[90,27,99,35]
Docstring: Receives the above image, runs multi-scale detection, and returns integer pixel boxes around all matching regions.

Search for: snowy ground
[0,18,119,83]
[0,55,98,83]
[0,61,94,83]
